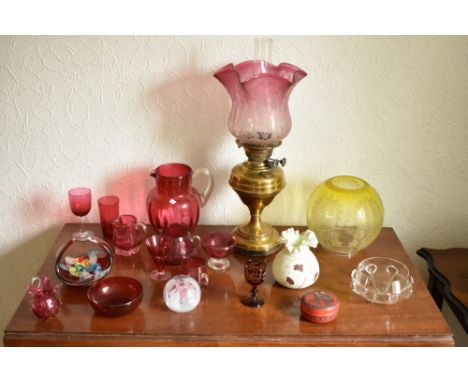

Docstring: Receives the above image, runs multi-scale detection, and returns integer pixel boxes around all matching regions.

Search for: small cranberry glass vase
[27,276,61,320]
[147,163,214,233]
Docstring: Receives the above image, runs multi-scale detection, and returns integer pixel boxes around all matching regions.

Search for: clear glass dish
[55,235,113,286]
[351,257,413,304]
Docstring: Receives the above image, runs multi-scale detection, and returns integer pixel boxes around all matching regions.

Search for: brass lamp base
[232,222,282,256]
[229,141,286,257]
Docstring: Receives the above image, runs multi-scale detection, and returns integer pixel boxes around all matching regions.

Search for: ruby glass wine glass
[202,232,236,271]
[145,235,172,282]
[68,187,93,240]
[242,259,267,307]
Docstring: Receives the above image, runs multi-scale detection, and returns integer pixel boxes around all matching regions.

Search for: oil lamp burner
[214,38,307,256]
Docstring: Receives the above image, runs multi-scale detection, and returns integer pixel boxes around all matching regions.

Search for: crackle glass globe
[306,175,384,256]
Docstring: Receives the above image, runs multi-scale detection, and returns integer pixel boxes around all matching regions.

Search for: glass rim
[98,195,119,205]
[68,187,91,196]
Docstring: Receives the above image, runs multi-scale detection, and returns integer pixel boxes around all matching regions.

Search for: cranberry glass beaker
[147,163,214,233]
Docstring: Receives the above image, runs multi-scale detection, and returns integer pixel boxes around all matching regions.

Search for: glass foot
[149,269,172,282]
[115,245,140,256]
[242,294,264,307]
[72,230,95,241]
[208,257,230,271]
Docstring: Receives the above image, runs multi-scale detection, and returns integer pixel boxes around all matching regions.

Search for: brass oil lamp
[214,38,307,256]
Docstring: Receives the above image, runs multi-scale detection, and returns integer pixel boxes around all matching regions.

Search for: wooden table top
[4,224,454,346]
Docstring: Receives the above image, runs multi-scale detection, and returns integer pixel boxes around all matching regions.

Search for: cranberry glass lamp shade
[214,61,307,145]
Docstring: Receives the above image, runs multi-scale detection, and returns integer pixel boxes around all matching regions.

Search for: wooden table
[4,224,454,346]
[417,248,468,333]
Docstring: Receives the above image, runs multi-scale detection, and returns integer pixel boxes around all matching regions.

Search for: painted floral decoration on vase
[272,228,320,289]
[214,61,307,145]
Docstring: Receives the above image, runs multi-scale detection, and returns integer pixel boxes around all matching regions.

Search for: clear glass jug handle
[136,222,148,244]
[193,168,214,207]
[191,235,201,249]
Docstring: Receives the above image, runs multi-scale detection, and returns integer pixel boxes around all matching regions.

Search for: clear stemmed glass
[68,187,93,240]
[145,235,172,282]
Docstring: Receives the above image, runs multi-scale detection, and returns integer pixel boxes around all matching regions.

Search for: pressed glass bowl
[87,276,143,317]
[351,257,413,304]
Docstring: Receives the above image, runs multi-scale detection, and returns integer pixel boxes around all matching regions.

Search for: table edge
[3,331,455,347]
[417,248,468,331]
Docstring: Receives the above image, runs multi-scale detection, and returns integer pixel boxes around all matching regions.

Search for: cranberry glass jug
[147,163,214,233]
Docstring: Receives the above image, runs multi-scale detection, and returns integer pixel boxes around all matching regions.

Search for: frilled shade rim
[214,60,307,85]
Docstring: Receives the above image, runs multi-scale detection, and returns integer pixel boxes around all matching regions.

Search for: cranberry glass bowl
[87,276,143,317]
[202,232,236,271]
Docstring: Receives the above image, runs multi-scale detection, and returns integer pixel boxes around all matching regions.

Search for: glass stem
[252,285,257,300]
[155,260,164,273]
[79,216,85,235]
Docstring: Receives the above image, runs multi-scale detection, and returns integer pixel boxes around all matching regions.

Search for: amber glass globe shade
[306,176,384,256]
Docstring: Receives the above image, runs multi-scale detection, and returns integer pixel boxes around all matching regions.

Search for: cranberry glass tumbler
[98,195,119,238]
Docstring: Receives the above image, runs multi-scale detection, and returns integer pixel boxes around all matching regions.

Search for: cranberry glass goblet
[202,232,236,271]
[145,235,172,282]
[68,187,93,240]
[242,259,267,307]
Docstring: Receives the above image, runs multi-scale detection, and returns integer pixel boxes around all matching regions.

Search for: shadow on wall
[103,166,154,224]
[19,187,71,231]
[0,225,61,341]
[141,56,234,221]
[100,55,233,225]
[263,178,320,226]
